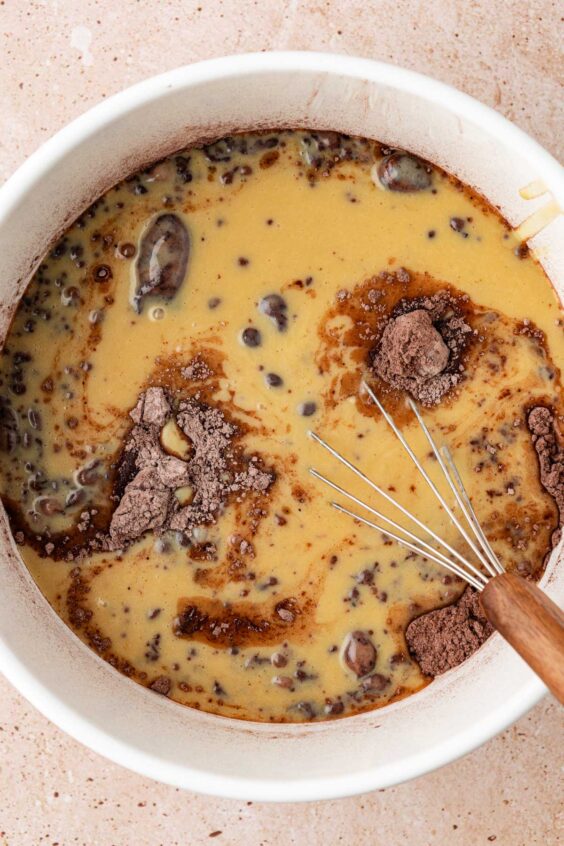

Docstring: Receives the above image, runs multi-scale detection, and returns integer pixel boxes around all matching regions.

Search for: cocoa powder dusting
[372,291,474,405]
[181,356,213,381]
[405,588,493,676]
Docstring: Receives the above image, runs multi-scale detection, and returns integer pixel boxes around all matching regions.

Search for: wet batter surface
[0,131,562,722]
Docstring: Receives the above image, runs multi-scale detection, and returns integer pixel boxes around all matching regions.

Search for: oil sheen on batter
[0,131,562,722]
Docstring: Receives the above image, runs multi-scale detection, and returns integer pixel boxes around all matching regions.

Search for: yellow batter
[0,131,561,721]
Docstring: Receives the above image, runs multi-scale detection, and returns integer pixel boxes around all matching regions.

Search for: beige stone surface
[0,1,562,843]
[0,676,562,845]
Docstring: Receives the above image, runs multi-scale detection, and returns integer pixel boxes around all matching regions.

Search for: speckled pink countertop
[0,2,563,844]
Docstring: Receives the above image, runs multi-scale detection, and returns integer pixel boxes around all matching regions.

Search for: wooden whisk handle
[480,572,564,705]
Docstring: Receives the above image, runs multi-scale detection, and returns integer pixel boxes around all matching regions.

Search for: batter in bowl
[0,131,562,721]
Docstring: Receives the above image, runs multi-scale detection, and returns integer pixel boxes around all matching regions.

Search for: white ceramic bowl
[0,52,562,802]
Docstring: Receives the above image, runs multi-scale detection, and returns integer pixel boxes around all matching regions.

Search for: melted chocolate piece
[133,214,190,312]
[342,630,377,677]
[377,152,433,192]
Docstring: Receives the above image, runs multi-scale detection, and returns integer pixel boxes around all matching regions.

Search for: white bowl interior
[0,54,562,801]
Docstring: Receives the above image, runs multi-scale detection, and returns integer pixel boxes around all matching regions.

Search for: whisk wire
[332,501,484,590]
[440,445,505,575]
[309,431,488,583]
[309,383,506,589]
[406,396,501,578]
[310,467,483,584]
[360,382,492,583]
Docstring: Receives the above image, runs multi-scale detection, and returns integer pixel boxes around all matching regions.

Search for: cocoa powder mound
[108,387,274,549]
[130,386,172,428]
[170,398,273,532]
[372,291,473,405]
[527,405,564,548]
[108,387,190,548]
[405,588,493,676]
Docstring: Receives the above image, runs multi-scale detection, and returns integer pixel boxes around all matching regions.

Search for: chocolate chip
[295,701,315,719]
[356,569,374,585]
[208,297,221,309]
[449,217,468,236]
[204,138,235,162]
[241,327,262,347]
[297,401,317,417]
[0,405,20,454]
[61,287,79,307]
[275,599,296,623]
[144,633,161,662]
[265,372,283,387]
[260,150,280,169]
[13,352,31,365]
[93,264,112,282]
[36,496,64,516]
[133,214,190,313]
[360,673,390,694]
[119,242,136,258]
[295,668,312,681]
[259,294,288,331]
[76,460,99,486]
[238,257,250,266]
[272,675,293,689]
[89,309,103,324]
[324,700,344,716]
[342,630,377,677]
[377,153,432,192]
[65,489,84,507]
[271,651,288,668]
[149,675,171,696]
[50,240,67,259]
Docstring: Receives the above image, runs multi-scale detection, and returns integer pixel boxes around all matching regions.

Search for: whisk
[309,381,564,705]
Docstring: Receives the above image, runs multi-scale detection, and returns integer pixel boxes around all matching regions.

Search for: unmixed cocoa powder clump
[108,388,190,548]
[107,386,274,549]
[405,588,493,676]
[372,291,473,405]
[527,405,564,548]
[181,356,213,381]
[169,398,272,532]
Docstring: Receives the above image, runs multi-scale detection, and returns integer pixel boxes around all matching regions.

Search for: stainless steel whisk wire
[309,380,506,591]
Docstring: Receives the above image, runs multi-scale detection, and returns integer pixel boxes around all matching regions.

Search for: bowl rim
[0,50,558,801]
